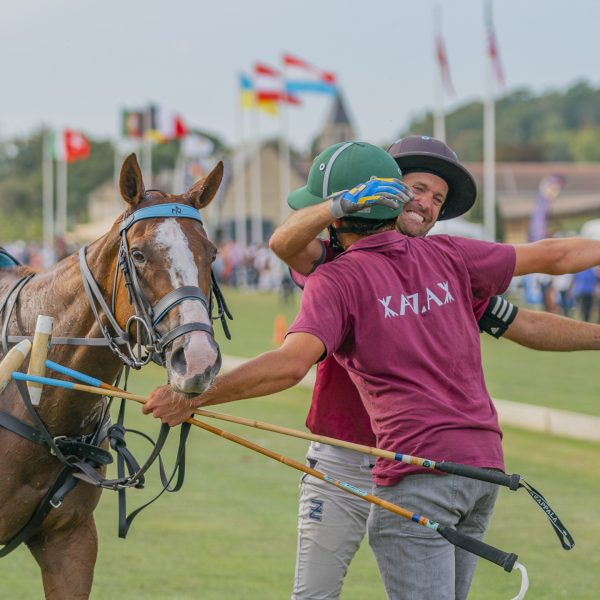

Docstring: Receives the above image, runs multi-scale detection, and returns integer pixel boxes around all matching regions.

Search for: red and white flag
[254,62,301,115]
[435,34,455,96]
[282,53,336,95]
[485,3,505,90]
[53,129,91,163]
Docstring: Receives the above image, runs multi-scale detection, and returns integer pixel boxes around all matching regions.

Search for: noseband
[79,203,232,369]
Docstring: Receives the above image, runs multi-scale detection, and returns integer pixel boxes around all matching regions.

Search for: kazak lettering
[378,281,455,318]
[378,296,399,318]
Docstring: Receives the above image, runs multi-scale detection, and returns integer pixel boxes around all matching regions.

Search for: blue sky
[1,0,598,151]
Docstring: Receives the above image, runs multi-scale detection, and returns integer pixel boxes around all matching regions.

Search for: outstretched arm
[143,332,325,425]
[503,308,600,351]
[514,238,600,276]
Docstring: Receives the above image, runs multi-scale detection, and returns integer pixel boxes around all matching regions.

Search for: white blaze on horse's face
[154,220,221,394]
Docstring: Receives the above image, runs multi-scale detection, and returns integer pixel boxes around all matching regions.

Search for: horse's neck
[16,232,128,382]
[21,235,120,336]
[8,234,132,433]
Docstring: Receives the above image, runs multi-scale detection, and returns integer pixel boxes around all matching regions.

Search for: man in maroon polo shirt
[144,141,600,600]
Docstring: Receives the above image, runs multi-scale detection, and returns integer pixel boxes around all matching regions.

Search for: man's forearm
[514,238,600,276]
[504,308,600,350]
[195,349,311,407]
[269,202,334,274]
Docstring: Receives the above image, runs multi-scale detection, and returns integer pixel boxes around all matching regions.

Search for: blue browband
[119,203,203,234]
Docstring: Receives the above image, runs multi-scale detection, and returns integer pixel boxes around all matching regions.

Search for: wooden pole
[27,315,53,406]
[0,340,32,392]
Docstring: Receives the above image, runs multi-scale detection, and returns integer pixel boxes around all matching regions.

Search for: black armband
[478,296,518,339]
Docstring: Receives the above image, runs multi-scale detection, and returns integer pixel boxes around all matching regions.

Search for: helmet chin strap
[327,225,344,252]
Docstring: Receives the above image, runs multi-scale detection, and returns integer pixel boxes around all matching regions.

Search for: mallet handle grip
[437,525,518,572]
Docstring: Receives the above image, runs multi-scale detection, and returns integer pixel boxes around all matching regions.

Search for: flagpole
[56,158,68,239]
[251,106,263,246]
[174,151,185,193]
[483,0,497,241]
[433,4,446,142]
[142,105,153,186]
[279,61,291,225]
[42,131,54,255]
[234,95,248,251]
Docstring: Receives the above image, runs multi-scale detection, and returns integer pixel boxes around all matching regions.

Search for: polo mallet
[191,410,573,551]
[11,368,530,599]
[40,361,574,551]
[26,315,53,406]
[0,340,32,392]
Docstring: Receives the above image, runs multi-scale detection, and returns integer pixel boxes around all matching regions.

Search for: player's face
[396,172,448,237]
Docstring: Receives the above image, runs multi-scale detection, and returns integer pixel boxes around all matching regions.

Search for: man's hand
[329,177,413,219]
[142,384,197,426]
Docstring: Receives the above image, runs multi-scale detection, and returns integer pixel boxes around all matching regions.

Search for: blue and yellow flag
[239,73,256,110]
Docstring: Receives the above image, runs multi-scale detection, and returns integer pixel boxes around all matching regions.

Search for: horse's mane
[5,264,37,276]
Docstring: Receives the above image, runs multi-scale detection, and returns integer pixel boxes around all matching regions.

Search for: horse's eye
[131,250,146,263]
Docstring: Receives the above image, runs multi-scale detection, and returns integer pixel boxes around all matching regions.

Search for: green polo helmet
[288,141,404,220]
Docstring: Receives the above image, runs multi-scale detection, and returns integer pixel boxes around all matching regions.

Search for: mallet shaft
[24,365,522,490]
[11,372,147,403]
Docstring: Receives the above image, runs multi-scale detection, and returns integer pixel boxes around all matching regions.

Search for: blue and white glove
[328,177,413,219]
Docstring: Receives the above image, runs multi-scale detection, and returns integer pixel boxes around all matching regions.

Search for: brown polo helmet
[387,136,477,220]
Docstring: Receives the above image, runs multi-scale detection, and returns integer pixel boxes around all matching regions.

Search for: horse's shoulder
[0,265,35,293]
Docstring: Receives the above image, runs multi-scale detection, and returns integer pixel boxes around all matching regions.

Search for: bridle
[79,202,232,369]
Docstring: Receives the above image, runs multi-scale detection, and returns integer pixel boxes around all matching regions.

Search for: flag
[239,72,256,109]
[53,129,91,163]
[121,109,145,139]
[146,105,188,142]
[485,1,505,90]
[282,53,337,95]
[528,174,566,242]
[254,62,282,115]
[435,34,454,96]
[253,62,301,115]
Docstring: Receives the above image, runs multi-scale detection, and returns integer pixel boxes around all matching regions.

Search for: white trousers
[291,442,376,600]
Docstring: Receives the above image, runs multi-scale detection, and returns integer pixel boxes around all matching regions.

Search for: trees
[0,129,228,241]
[404,81,600,163]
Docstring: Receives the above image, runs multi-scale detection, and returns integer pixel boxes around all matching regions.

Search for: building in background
[464,162,600,243]
[312,90,356,155]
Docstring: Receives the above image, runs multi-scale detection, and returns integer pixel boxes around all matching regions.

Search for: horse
[0,153,225,599]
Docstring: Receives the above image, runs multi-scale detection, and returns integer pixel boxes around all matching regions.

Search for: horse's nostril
[170,346,187,376]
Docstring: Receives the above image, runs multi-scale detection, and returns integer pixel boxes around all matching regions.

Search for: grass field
[2,287,599,598]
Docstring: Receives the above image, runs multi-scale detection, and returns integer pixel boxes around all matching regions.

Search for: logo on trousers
[309,499,324,521]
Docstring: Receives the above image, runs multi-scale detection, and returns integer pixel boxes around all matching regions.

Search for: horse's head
[118,153,224,395]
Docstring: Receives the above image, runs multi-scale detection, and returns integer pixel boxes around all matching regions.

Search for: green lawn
[2,287,599,598]
[2,379,599,599]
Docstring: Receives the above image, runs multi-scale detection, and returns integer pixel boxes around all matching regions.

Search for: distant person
[553,273,573,317]
[573,266,597,321]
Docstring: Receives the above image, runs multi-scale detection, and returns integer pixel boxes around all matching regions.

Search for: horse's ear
[119,153,145,207]
[186,161,224,210]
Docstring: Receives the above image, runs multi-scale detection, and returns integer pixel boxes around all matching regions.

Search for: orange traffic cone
[273,314,287,347]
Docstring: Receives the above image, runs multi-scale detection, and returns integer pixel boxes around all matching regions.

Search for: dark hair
[333,216,397,235]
